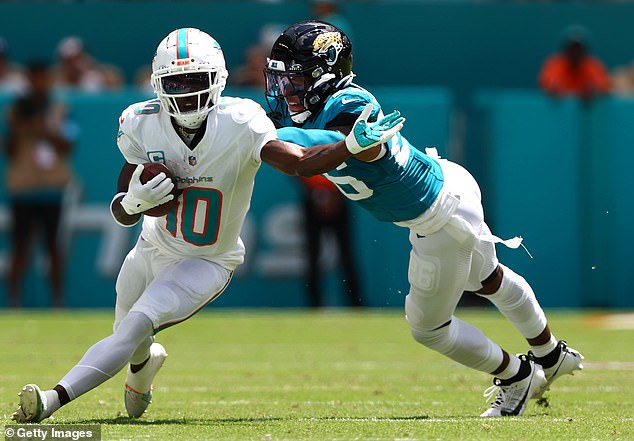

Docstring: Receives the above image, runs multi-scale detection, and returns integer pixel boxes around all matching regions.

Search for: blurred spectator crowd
[2,23,634,97]
[0,35,125,94]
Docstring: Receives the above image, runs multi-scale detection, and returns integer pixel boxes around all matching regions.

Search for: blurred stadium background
[0,0,633,310]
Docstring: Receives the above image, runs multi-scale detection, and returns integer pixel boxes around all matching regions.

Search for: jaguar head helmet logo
[312,32,344,66]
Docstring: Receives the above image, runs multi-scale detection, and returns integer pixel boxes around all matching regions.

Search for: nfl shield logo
[188,156,197,166]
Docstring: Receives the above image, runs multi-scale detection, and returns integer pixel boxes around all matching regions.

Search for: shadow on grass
[75,416,285,425]
[75,415,435,426]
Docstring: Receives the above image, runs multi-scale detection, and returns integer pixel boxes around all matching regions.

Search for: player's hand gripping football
[120,164,175,215]
[345,103,405,155]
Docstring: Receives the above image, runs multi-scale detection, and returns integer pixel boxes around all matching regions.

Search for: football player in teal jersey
[264,20,584,417]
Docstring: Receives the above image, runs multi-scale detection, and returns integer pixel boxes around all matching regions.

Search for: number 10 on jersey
[165,187,222,246]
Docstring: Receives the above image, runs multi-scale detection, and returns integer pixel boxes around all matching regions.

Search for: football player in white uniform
[12,27,404,423]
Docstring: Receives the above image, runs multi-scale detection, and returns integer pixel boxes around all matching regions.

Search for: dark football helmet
[264,20,353,124]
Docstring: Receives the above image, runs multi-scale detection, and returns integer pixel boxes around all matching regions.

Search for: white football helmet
[151,28,228,128]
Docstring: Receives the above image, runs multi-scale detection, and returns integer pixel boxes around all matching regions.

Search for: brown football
[139,162,180,217]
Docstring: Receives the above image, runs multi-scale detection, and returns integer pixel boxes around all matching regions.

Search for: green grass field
[1,308,632,440]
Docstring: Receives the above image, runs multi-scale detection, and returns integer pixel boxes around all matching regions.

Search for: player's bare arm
[263,104,404,176]
[261,138,350,177]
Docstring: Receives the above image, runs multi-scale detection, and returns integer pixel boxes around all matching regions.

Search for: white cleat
[12,384,47,423]
[529,340,584,399]
[124,342,168,418]
[480,355,547,417]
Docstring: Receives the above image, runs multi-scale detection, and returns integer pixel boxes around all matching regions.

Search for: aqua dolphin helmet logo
[312,32,344,66]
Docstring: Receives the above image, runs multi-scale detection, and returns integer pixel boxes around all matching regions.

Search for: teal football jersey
[275,84,444,223]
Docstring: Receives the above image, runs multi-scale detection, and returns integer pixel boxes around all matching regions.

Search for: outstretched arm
[261,136,349,177]
[262,105,404,177]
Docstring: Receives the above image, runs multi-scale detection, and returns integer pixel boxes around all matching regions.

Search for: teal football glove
[345,103,405,155]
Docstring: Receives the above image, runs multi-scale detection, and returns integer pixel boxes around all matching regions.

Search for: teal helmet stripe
[176,28,189,59]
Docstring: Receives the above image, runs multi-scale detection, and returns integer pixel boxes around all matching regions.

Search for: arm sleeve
[276,127,345,148]
[117,130,147,164]
[116,106,147,164]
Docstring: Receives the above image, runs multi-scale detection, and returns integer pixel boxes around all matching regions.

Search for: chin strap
[173,112,208,129]
[290,109,312,124]
[336,73,355,89]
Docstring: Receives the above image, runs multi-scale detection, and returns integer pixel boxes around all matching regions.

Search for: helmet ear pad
[304,73,337,114]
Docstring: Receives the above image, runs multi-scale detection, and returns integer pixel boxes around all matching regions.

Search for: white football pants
[404,158,536,374]
[115,236,233,335]
[57,237,233,400]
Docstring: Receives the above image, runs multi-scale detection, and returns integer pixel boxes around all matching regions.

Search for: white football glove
[120,164,175,215]
[345,103,405,155]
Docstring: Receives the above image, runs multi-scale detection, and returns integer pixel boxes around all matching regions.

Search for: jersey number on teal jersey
[324,167,373,200]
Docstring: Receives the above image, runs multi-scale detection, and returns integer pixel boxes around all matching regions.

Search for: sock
[54,384,71,406]
[498,357,532,385]
[531,336,562,369]
[530,334,559,359]
[495,355,522,381]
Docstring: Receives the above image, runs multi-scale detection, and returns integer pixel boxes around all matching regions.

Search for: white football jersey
[116,96,277,270]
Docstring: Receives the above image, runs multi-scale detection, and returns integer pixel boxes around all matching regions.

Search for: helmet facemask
[152,71,222,128]
[264,60,313,124]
